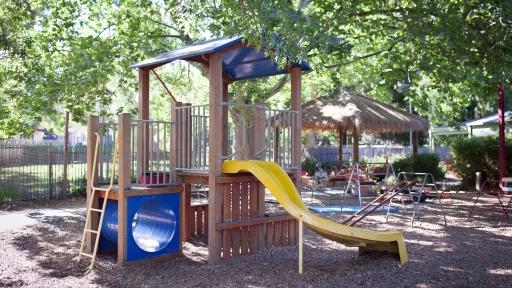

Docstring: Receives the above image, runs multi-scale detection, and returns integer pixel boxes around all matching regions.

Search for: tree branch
[261,75,289,101]
[93,24,114,41]
[343,7,418,17]
[324,41,399,68]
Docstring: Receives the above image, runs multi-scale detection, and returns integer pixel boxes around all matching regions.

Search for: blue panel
[100,193,181,262]
[101,201,119,243]
[131,36,242,69]
[131,35,312,81]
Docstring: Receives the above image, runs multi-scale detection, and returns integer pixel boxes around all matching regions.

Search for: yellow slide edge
[222,160,408,264]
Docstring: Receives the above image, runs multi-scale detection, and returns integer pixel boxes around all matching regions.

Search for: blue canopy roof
[131,36,311,81]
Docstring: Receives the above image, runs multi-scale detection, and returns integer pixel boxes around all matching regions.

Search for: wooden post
[171,101,182,183]
[117,113,131,266]
[290,66,302,184]
[138,68,150,120]
[273,126,280,163]
[86,115,99,253]
[222,83,229,156]
[208,52,224,264]
[337,126,344,167]
[352,128,360,162]
[183,183,192,240]
[137,68,150,179]
[63,111,70,198]
[412,131,419,155]
[252,105,267,248]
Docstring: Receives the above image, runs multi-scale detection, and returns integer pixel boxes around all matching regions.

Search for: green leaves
[1,0,511,138]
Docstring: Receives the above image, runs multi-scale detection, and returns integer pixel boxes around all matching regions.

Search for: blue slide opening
[100,193,181,261]
[132,200,177,252]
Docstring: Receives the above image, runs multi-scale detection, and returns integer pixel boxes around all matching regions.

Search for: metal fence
[307,145,451,164]
[0,143,87,201]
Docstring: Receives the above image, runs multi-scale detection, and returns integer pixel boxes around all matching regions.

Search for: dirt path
[0,195,511,287]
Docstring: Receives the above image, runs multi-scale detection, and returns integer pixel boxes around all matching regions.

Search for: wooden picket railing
[189,203,208,238]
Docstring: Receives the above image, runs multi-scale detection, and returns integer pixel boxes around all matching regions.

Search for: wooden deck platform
[94,184,182,200]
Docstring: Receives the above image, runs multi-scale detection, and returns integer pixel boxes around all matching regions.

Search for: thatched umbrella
[302,90,429,162]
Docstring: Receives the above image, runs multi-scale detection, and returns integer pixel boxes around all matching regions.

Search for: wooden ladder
[78,132,118,269]
[342,180,416,226]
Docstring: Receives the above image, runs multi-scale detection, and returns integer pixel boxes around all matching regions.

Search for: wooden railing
[94,115,176,187]
[174,103,298,171]
[189,203,208,238]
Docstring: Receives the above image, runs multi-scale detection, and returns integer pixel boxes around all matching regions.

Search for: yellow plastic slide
[222,160,408,264]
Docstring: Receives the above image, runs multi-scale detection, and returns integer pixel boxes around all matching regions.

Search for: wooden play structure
[80,36,409,270]
[81,36,308,266]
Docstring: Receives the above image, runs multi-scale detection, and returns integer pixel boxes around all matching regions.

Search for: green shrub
[301,156,317,176]
[70,175,87,196]
[0,187,20,203]
[451,136,512,187]
[392,153,445,180]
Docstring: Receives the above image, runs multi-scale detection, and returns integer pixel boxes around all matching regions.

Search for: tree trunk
[230,100,253,160]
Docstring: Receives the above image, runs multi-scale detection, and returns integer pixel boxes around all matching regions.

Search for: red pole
[498,81,507,179]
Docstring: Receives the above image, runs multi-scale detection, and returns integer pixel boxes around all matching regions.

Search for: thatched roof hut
[302,90,429,133]
[301,90,429,162]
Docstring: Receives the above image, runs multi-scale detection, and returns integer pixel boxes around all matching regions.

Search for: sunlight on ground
[487,268,512,276]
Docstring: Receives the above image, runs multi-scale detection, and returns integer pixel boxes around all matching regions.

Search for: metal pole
[298,215,304,275]
[498,81,507,179]
[63,111,70,198]
[409,99,413,155]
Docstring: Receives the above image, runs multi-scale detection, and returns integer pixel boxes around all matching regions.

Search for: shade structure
[302,90,429,133]
[131,36,311,82]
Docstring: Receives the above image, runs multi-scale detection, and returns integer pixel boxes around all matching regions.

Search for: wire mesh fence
[0,142,88,202]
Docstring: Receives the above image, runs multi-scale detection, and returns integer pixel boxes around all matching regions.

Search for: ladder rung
[86,229,98,234]
[80,253,93,258]
[90,208,102,212]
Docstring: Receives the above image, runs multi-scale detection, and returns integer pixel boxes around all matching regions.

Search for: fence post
[48,143,53,199]
[62,111,70,198]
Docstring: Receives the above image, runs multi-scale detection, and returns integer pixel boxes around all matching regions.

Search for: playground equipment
[468,82,510,223]
[78,132,117,268]
[386,172,447,227]
[82,36,407,269]
[222,160,408,269]
[342,181,416,226]
[80,117,183,267]
[336,162,396,207]
[468,177,512,223]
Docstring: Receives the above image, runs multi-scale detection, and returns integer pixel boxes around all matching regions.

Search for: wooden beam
[221,82,229,156]
[273,126,280,163]
[290,66,302,185]
[183,183,192,240]
[86,115,99,253]
[137,68,150,180]
[207,52,224,264]
[352,128,360,162]
[412,131,419,155]
[171,101,182,184]
[117,113,132,266]
[337,126,343,167]
[216,214,294,230]
[138,68,150,120]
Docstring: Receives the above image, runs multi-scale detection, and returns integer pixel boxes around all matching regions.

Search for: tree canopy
[0,0,511,137]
